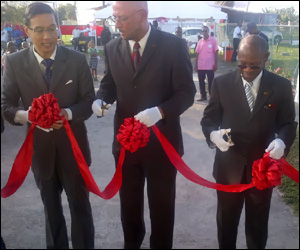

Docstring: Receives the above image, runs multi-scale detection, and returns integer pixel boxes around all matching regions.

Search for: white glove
[92,99,111,117]
[210,128,234,152]
[134,107,162,127]
[14,109,53,132]
[265,138,286,159]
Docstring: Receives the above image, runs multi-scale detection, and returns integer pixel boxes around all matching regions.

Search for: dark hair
[24,2,58,27]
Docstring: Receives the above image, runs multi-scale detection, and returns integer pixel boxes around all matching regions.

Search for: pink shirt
[195,36,218,70]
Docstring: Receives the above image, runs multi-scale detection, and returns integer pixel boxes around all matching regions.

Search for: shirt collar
[33,45,57,64]
[241,70,263,90]
[128,24,151,56]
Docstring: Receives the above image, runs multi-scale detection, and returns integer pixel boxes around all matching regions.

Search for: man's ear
[264,52,270,63]
[23,25,31,38]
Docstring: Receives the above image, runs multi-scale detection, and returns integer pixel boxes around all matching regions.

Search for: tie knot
[133,43,140,51]
[42,59,54,68]
[247,81,253,87]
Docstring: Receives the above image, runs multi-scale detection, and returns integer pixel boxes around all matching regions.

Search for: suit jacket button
[134,85,137,88]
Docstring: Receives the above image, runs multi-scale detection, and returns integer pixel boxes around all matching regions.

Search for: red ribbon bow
[2,97,299,199]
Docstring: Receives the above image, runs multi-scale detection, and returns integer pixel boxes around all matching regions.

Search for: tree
[263,6,299,25]
[214,1,235,8]
[57,3,77,25]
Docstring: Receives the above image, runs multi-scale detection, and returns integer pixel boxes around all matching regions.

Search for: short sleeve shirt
[195,36,218,70]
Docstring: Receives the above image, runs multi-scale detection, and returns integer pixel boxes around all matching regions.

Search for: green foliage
[263,7,299,24]
[1,3,26,24]
[278,129,299,215]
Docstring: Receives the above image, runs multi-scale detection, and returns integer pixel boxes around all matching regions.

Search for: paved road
[1,54,299,249]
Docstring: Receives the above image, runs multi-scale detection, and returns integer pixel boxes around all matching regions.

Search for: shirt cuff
[65,108,72,120]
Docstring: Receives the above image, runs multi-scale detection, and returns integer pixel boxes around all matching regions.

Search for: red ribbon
[1,94,123,199]
[2,95,299,198]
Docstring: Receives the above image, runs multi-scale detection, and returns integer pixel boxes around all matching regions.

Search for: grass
[278,129,299,216]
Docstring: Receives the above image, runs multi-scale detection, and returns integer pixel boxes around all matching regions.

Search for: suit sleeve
[68,53,95,122]
[159,38,196,121]
[1,55,23,126]
[201,77,223,147]
[95,45,117,104]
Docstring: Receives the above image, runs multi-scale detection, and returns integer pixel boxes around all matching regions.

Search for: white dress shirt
[241,70,263,103]
[128,24,151,57]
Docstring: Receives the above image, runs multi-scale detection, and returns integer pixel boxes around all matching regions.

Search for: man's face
[202,28,209,39]
[112,2,144,41]
[25,13,57,58]
[175,28,182,38]
[237,45,269,82]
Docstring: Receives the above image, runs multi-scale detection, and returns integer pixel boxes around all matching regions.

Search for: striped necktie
[245,81,254,112]
[132,42,141,70]
[42,59,54,87]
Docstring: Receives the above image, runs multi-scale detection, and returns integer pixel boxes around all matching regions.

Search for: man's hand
[92,99,110,117]
[213,63,218,72]
[14,109,53,132]
[265,139,286,160]
[134,107,162,127]
[210,129,234,152]
[51,109,68,130]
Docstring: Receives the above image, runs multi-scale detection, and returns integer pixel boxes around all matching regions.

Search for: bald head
[239,35,269,55]
[113,1,149,41]
[237,35,270,82]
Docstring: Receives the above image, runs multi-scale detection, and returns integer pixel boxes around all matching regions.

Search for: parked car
[258,26,283,44]
[182,27,203,44]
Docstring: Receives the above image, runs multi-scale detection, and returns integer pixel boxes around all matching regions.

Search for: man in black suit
[1,3,95,249]
[201,35,297,249]
[92,1,196,249]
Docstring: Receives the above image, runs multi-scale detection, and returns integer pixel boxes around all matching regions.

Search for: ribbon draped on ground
[1,94,299,198]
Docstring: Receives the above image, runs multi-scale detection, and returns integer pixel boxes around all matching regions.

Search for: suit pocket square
[65,80,73,85]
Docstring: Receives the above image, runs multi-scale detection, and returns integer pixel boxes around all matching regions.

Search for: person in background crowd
[2,2,95,248]
[4,24,12,42]
[231,21,242,62]
[21,41,29,49]
[1,41,17,75]
[100,25,111,46]
[11,25,23,50]
[201,35,297,249]
[1,24,8,54]
[92,1,195,248]
[195,25,218,101]
[245,22,269,48]
[175,26,190,53]
[72,25,81,51]
[87,40,99,81]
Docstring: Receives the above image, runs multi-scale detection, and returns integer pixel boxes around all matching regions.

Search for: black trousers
[33,147,94,249]
[231,38,240,62]
[116,138,177,249]
[216,183,273,249]
[197,70,214,98]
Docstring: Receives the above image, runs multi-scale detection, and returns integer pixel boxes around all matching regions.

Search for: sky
[57,1,299,24]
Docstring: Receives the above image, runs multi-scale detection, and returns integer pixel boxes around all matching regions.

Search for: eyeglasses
[112,9,143,23]
[27,26,58,36]
[202,30,208,33]
[237,65,262,70]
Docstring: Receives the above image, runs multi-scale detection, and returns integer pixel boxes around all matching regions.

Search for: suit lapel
[25,47,48,92]
[251,70,272,118]
[50,46,67,92]
[232,69,251,115]
[119,39,135,75]
[135,28,160,77]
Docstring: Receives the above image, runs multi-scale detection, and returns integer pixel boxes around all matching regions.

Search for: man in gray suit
[201,35,297,249]
[1,3,95,249]
[92,1,196,249]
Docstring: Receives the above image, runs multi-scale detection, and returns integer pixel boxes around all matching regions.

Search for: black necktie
[41,59,54,87]
[133,42,141,70]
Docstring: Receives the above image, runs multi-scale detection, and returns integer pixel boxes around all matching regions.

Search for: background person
[1,3,95,248]
[195,25,218,101]
[245,22,269,48]
[92,1,195,248]
[231,21,242,62]
[201,35,297,249]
